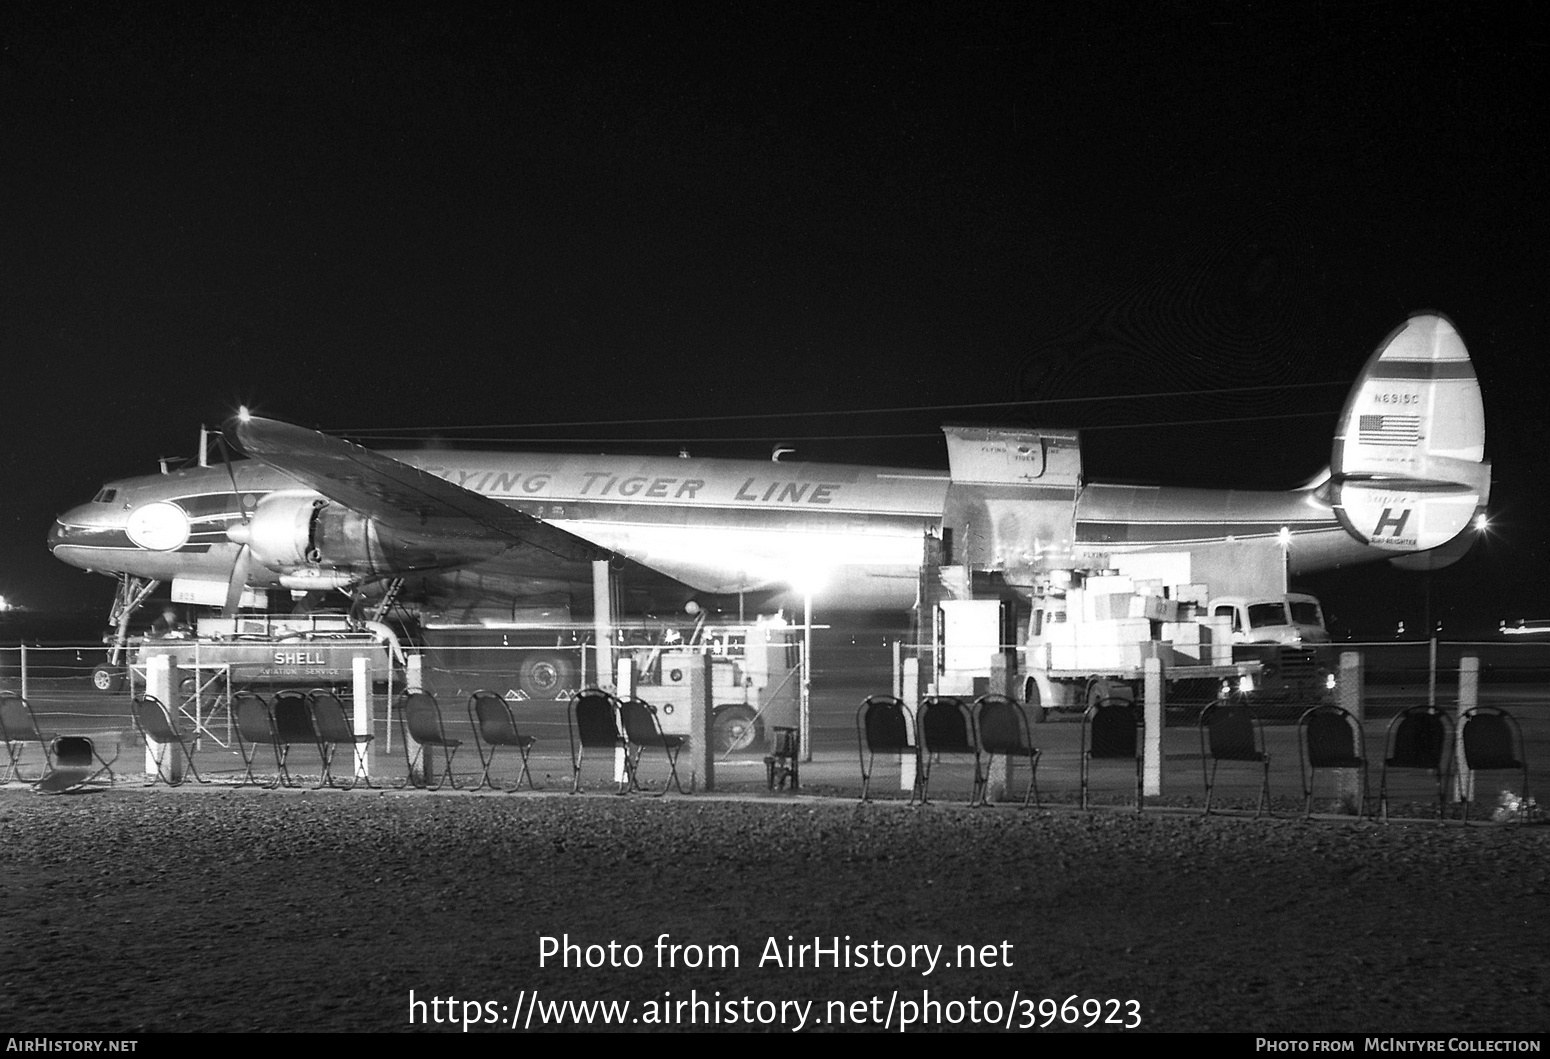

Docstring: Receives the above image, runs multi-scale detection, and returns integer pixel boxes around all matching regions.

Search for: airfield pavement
[2,765,1548,1035]
[4,646,1550,1035]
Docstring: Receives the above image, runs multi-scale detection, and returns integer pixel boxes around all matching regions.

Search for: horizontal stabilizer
[1331,478,1484,552]
[1331,313,1489,552]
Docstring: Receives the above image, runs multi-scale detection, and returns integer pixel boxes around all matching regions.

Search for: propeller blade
[217,429,258,618]
[224,544,252,618]
[216,433,244,499]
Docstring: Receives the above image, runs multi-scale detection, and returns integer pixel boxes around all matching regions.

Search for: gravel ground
[1,786,1547,1035]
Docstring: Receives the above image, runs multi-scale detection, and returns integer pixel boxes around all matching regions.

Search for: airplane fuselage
[49,450,1375,614]
[44,313,1495,623]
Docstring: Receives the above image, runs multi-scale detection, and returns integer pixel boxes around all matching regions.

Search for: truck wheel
[713,705,764,755]
[92,663,125,694]
[1022,677,1047,723]
[1086,679,1115,711]
[517,654,576,700]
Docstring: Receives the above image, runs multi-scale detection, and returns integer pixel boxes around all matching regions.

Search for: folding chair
[856,694,916,802]
[972,694,1041,808]
[617,696,687,794]
[568,688,625,794]
[1081,697,1140,811]
[1,692,54,783]
[1380,705,1454,823]
[1459,706,1529,823]
[468,689,536,791]
[270,688,317,788]
[917,695,981,805]
[232,691,284,789]
[764,725,800,791]
[1297,704,1368,818]
[131,694,208,786]
[1199,697,1270,816]
[396,690,462,790]
[309,689,375,790]
[34,736,118,794]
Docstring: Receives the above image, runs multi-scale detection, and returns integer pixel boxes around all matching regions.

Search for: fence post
[1337,651,1364,811]
[353,655,372,782]
[900,656,919,793]
[1143,657,1164,797]
[688,650,712,792]
[400,653,426,779]
[1453,654,1480,804]
[145,652,184,782]
[592,559,614,691]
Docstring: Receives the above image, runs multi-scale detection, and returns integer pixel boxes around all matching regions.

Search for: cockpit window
[93,488,118,503]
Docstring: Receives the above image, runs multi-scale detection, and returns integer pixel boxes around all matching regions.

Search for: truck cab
[1209,592,1333,702]
[1209,593,1331,646]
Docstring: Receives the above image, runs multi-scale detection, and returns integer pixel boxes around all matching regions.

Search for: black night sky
[2,2,1545,638]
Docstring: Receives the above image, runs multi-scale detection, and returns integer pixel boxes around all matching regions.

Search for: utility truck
[126,613,406,716]
[932,542,1335,713]
[1208,592,1334,703]
[416,612,802,754]
[631,616,801,755]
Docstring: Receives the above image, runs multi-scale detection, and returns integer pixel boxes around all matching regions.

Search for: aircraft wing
[225,415,605,563]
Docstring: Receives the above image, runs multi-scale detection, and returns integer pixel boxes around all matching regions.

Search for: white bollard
[615,656,636,788]
[687,652,711,792]
[145,653,184,783]
[1454,654,1480,804]
[900,657,919,793]
[1338,651,1365,812]
[401,653,425,782]
[1143,658,1163,797]
[353,655,372,782]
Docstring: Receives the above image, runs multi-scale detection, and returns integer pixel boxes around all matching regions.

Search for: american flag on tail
[1358,414,1421,447]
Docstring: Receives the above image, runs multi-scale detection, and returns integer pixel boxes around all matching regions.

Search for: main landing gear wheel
[90,663,124,694]
[92,664,125,694]
[516,654,576,700]
[713,705,764,755]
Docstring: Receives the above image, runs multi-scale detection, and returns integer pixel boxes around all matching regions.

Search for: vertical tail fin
[1329,313,1490,553]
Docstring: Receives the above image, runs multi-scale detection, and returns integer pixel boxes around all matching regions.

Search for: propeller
[216,429,255,617]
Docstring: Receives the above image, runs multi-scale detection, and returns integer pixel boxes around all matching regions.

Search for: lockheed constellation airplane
[49,311,1489,686]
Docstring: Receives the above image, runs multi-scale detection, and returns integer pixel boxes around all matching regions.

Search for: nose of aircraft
[48,506,84,553]
[48,502,105,559]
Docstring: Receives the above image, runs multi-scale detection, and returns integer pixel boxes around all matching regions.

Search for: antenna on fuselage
[772,446,794,462]
[199,426,209,468]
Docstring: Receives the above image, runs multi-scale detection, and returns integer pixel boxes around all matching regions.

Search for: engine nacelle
[230,490,383,576]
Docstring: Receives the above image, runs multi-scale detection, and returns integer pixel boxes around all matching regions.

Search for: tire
[517,653,576,700]
[712,705,764,755]
[1023,677,1046,723]
[92,663,125,694]
[1086,678,1133,712]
